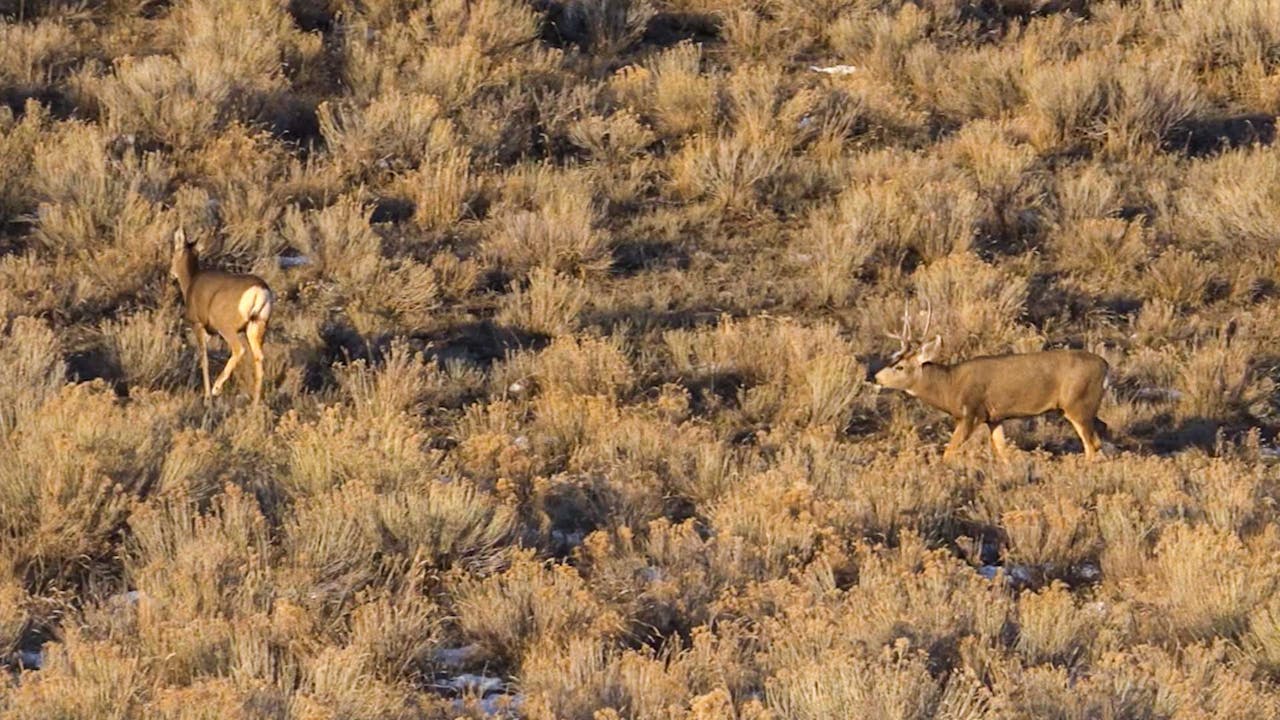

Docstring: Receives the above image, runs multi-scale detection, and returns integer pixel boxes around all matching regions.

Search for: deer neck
[913,363,962,417]
[174,252,199,299]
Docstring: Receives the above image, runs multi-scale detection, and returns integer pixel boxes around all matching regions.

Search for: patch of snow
[435,674,506,696]
[1133,387,1183,402]
[810,64,858,75]
[278,255,313,268]
[108,590,142,607]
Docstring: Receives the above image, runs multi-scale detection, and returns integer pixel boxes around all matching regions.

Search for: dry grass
[4,0,1280,716]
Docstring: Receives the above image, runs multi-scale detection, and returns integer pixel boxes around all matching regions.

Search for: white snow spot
[810,64,858,75]
[278,255,313,268]
[1133,387,1183,402]
[435,674,506,695]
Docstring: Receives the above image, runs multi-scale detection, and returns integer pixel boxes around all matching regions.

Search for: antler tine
[884,298,907,348]
[919,296,933,339]
[902,298,914,347]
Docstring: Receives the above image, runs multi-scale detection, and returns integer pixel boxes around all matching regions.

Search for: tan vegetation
[2,0,1280,717]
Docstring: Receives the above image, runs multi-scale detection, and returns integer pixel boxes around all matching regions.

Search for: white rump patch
[239,286,273,322]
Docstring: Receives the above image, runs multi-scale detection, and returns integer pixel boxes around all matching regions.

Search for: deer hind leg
[988,422,1010,461]
[1065,412,1103,461]
[194,325,212,399]
[245,318,267,405]
[211,330,246,398]
[943,416,978,460]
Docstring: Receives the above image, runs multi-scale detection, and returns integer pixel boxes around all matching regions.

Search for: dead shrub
[317,91,457,179]
[612,41,717,139]
[911,252,1034,357]
[1001,497,1099,570]
[496,267,589,337]
[453,550,621,665]
[1151,522,1277,641]
[1015,582,1100,667]
[0,20,79,86]
[99,309,185,392]
[485,172,610,276]
[0,316,64,436]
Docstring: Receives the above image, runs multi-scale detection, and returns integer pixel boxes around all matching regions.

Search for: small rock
[1074,561,1101,583]
[550,529,584,549]
[16,649,43,670]
[434,644,482,670]
[1007,565,1037,588]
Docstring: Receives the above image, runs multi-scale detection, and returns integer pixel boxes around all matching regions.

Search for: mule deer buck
[170,227,274,405]
[874,301,1110,461]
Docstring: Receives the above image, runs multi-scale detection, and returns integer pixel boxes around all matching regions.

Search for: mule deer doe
[170,227,274,405]
[873,301,1110,461]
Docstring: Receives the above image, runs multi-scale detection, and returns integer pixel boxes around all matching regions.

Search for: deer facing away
[873,302,1110,461]
[170,228,274,405]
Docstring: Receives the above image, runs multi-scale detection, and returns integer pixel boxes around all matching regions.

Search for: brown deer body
[874,303,1110,461]
[170,228,274,404]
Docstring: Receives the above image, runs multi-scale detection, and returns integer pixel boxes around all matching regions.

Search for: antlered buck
[170,227,274,405]
[874,302,1110,461]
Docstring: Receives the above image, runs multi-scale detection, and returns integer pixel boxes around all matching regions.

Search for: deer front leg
[194,325,212,399]
[942,414,977,460]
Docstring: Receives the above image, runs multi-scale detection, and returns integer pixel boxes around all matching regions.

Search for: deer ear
[917,335,942,364]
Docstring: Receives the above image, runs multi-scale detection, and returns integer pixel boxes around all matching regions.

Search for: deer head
[875,299,941,392]
[170,227,199,289]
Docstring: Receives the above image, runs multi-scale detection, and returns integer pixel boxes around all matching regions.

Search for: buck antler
[885,299,913,352]
[886,298,934,356]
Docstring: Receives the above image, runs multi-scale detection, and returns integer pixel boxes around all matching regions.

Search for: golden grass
[5,0,1280,716]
